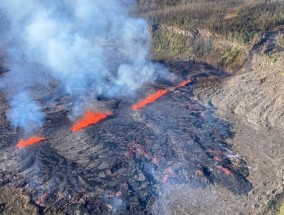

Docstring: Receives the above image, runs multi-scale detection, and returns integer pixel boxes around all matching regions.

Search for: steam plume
[0,0,166,133]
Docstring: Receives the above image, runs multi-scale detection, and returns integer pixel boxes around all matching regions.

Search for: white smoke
[0,0,166,133]
[7,91,45,132]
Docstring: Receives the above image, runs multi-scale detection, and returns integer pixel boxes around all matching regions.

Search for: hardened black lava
[0,62,252,214]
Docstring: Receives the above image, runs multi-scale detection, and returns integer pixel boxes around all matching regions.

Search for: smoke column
[0,0,166,134]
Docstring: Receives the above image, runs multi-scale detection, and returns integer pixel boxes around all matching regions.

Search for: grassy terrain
[136,0,284,71]
[279,202,284,215]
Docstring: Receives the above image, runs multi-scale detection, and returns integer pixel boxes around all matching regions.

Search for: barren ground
[191,30,284,214]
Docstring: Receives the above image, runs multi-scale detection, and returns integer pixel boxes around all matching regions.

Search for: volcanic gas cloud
[0,0,167,135]
[17,136,46,149]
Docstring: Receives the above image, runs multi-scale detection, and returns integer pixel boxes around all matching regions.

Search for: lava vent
[4,80,253,214]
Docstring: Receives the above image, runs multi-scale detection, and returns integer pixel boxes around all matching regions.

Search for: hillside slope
[137,0,284,71]
[212,52,284,130]
[190,29,284,214]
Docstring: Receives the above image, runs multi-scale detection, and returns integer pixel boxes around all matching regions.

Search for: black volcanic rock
[0,65,252,214]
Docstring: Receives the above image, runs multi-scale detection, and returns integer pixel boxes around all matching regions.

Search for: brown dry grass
[0,188,38,215]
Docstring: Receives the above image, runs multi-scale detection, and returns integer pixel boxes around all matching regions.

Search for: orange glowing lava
[132,89,168,111]
[217,166,232,175]
[17,136,46,149]
[177,79,191,88]
[72,111,112,132]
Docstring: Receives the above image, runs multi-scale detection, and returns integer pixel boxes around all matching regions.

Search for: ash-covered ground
[0,62,253,214]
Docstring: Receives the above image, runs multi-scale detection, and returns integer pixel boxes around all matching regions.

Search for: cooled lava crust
[0,62,252,214]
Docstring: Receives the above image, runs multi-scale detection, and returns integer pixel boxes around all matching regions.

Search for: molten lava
[132,89,168,111]
[177,79,191,88]
[131,79,191,111]
[17,136,46,149]
[72,111,112,132]
[217,166,232,175]
[162,167,176,183]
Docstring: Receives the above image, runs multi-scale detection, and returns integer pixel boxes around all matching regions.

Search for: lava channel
[132,89,168,111]
[72,111,112,132]
[177,79,191,88]
[131,80,191,111]
[17,136,46,149]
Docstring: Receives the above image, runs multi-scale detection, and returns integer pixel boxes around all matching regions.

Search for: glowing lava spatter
[132,89,168,111]
[177,79,191,88]
[17,136,46,148]
[131,79,191,111]
[217,166,232,175]
[131,80,191,111]
[72,111,112,132]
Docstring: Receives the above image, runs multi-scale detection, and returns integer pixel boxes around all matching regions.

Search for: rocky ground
[146,42,284,214]
[0,66,253,214]
[191,30,284,214]
[0,29,284,215]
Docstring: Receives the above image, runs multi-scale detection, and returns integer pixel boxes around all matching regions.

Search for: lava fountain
[132,89,169,111]
[131,79,191,111]
[177,79,191,88]
[72,111,112,132]
[17,136,46,149]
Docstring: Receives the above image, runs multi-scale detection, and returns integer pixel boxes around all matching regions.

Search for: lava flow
[217,166,232,175]
[72,111,112,132]
[177,79,191,88]
[132,80,191,111]
[132,89,168,111]
[17,136,46,149]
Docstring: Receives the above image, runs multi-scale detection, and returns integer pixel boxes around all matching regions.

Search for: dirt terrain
[192,29,284,214]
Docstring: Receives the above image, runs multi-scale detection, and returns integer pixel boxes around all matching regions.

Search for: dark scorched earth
[0,63,252,214]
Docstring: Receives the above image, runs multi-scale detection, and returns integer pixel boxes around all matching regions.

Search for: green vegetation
[137,0,284,71]
[152,29,245,70]
[152,30,186,56]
